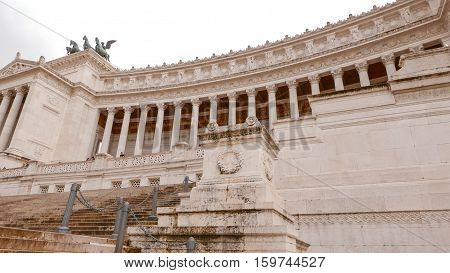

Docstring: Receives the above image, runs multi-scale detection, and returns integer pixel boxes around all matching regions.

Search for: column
[189,98,201,148]
[246,88,257,118]
[331,68,345,91]
[116,106,133,157]
[86,108,100,158]
[208,95,218,124]
[286,80,300,120]
[356,61,370,87]
[227,92,237,126]
[0,91,12,131]
[152,103,166,153]
[99,107,116,154]
[0,87,26,151]
[308,74,320,95]
[266,84,277,130]
[382,53,396,80]
[134,104,149,156]
[170,100,184,149]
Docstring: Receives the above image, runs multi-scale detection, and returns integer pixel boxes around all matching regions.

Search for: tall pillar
[116,106,134,157]
[0,87,26,151]
[86,108,100,158]
[286,80,300,120]
[227,92,237,126]
[0,90,12,131]
[246,88,257,118]
[134,104,149,156]
[356,61,370,87]
[100,107,116,154]
[170,100,184,149]
[189,98,201,148]
[382,53,396,80]
[266,84,277,130]
[152,103,166,153]
[308,74,320,95]
[331,68,345,91]
[208,95,218,123]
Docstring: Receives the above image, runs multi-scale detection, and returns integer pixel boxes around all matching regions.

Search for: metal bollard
[186,237,197,253]
[114,201,129,253]
[148,186,159,221]
[183,176,189,192]
[57,183,80,234]
[111,197,124,239]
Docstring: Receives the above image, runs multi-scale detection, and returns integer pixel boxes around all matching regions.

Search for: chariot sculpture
[66,35,116,62]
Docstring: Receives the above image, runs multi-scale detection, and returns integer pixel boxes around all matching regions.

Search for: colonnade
[96,53,398,157]
[0,86,27,152]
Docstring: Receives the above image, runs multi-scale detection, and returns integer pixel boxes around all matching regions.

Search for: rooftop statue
[94,37,116,61]
[82,35,92,50]
[65,40,80,55]
[66,36,116,61]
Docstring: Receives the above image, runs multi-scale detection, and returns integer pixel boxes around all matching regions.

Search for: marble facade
[0,0,449,252]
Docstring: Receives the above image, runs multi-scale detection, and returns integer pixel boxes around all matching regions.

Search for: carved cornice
[99,0,441,87]
[107,0,427,76]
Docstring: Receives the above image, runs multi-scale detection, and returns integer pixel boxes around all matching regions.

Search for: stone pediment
[46,49,117,75]
[0,60,37,78]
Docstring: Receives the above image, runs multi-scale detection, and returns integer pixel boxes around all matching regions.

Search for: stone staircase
[0,183,194,239]
[0,226,116,253]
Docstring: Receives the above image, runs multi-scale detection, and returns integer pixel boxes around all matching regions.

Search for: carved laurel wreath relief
[217,150,243,174]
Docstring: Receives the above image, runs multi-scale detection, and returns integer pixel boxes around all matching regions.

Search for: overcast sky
[0,0,392,69]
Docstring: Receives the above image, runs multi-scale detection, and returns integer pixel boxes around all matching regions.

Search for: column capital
[266,84,277,94]
[355,61,369,72]
[381,53,396,65]
[331,68,344,78]
[15,85,29,96]
[308,74,320,83]
[106,107,117,114]
[208,95,217,102]
[156,102,167,110]
[246,88,256,97]
[173,100,185,109]
[123,106,134,114]
[227,92,237,101]
[1,90,12,97]
[286,80,297,90]
[191,98,201,107]
[139,104,150,112]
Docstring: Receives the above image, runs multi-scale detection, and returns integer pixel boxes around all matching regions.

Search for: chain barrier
[61,180,200,252]
[76,189,124,213]
[129,192,152,209]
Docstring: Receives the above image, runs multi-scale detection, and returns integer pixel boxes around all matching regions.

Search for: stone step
[0,226,115,245]
[0,237,114,253]
[0,227,117,253]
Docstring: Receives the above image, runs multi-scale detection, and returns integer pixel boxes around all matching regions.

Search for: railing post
[148,186,159,221]
[111,197,124,239]
[183,176,189,192]
[57,183,80,234]
[114,201,129,253]
[186,237,197,253]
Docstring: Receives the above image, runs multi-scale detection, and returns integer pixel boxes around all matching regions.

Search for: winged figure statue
[95,37,116,61]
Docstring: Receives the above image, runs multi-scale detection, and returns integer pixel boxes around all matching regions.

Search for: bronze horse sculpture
[66,36,116,61]
[65,40,80,55]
